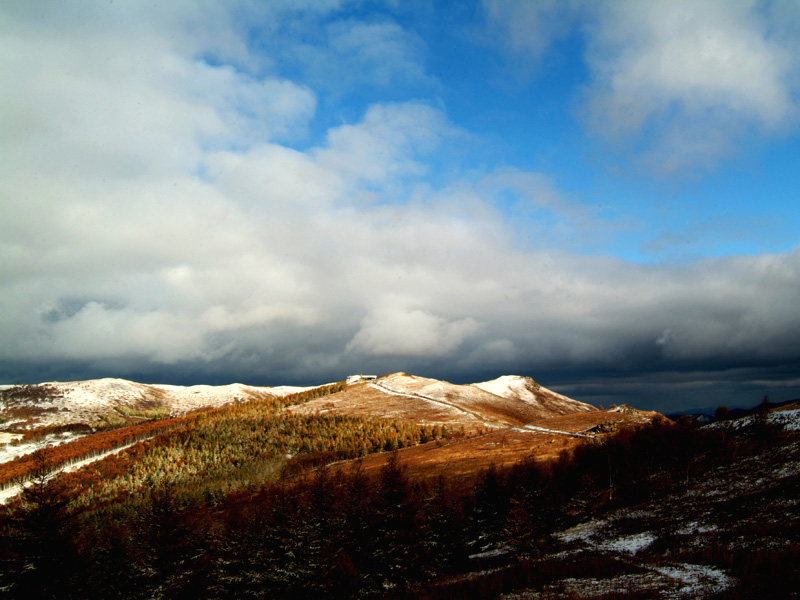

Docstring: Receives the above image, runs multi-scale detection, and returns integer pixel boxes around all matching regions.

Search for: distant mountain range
[0,372,596,433]
[667,397,800,422]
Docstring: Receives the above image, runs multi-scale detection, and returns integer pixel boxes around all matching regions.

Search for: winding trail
[515,424,600,440]
[367,381,505,427]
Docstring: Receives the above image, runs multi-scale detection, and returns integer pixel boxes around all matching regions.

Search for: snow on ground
[0,378,322,466]
[555,514,655,554]
[545,517,733,599]
[769,408,800,431]
[0,438,148,505]
[0,431,86,465]
[0,433,23,448]
[517,424,598,440]
[651,564,733,596]
[676,522,718,536]
[368,372,596,427]
[596,532,656,554]
[500,566,731,600]
[367,380,491,425]
[706,407,800,432]
[554,519,608,544]
[473,375,596,415]
[1,378,318,432]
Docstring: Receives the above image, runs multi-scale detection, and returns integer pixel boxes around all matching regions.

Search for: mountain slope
[473,374,596,417]
[289,371,597,431]
[0,378,313,430]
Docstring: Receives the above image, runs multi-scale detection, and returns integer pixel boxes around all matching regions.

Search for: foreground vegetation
[0,402,797,599]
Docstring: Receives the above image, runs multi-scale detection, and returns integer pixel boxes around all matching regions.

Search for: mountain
[289,371,597,431]
[0,377,314,430]
[1,372,660,478]
[2,371,796,598]
[289,372,667,481]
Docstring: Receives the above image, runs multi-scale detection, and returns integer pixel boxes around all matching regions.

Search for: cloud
[482,0,579,61]
[279,16,434,96]
[326,20,431,87]
[315,102,452,186]
[1,2,799,413]
[0,3,316,192]
[347,306,480,356]
[581,0,800,173]
[484,0,800,174]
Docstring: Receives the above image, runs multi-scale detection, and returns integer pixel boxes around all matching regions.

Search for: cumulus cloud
[315,102,453,186]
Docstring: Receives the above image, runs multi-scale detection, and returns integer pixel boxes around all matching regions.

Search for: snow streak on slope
[707,407,800,432]
[374,373,545,426]
[0,438,148,505]
[291,372,598,432]
[0,378,318,465]
[367,380,499,427]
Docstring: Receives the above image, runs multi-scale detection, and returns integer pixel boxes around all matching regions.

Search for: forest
[0,393,798,599]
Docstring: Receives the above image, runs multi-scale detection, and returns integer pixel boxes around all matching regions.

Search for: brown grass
[326,429,582,483]
[317,404,668,484]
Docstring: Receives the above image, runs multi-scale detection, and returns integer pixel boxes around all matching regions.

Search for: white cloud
[580,0,799,172]
[484,0,800,173]
[325,20,431,87]
[315,102,451,186]
[347,306,480,356]
[1,1,799,406]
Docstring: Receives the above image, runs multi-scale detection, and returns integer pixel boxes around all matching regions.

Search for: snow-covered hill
[290,372,597,430]
[0,378,313,430]
[472,375,596,417]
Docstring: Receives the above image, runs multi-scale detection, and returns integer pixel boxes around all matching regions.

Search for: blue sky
[1,1,799,412]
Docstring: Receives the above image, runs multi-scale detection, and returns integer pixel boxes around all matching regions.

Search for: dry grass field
[325,406,667,483]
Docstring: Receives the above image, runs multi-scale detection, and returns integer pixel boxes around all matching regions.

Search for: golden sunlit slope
[288,372,597,432]
[327,404,671,483]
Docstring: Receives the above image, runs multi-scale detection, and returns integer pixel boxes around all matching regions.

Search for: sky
[2,0,800,413]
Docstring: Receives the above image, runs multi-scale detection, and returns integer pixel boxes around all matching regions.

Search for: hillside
[324,404,669,483]
[289,372,597,431]
[288,372,666,480]
[0,378,317,465]
[0,372,660,493]
[0,390,797,599]
[0,378,313,429]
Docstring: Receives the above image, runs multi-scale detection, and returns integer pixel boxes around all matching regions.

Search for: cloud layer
[1,2,799,412]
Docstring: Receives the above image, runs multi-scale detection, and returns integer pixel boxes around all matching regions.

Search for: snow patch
[555,519,607,544]
[651,563,733,596]
[472,375,596,415]
[597,532,656,555]
[520,424,598,440]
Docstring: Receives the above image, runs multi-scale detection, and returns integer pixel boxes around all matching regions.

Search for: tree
[7,443,75,599]
[372,451,422,589]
